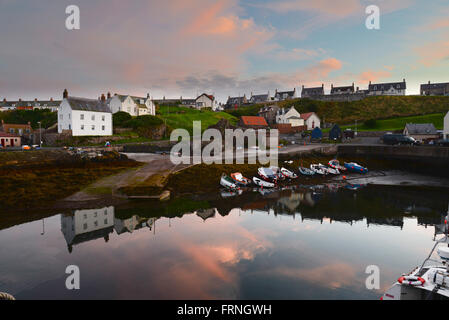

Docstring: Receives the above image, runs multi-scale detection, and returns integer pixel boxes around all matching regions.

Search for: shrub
[364,119,377,129]
[113,112,132,127]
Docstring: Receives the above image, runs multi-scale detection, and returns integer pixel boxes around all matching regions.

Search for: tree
[112,112,132,127]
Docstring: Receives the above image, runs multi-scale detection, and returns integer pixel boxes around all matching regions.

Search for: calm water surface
[0,183,448,300]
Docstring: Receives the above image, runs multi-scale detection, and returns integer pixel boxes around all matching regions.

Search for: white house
[61,206,115,253]
[276,107,304,127]
[108,93,156,116]
[368,79,406,96]
[443,111,449,139]
[195,93,219,110]
[58,89,113,136]
[301,112,321,130]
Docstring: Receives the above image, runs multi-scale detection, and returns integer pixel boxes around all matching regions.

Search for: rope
[0,292,15,300]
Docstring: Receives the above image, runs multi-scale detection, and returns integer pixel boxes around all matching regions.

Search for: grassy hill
[227,96,449,125]
[157,105,238,134]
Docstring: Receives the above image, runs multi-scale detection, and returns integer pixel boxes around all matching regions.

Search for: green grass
[335,113,445,132]
[157,105,238,134]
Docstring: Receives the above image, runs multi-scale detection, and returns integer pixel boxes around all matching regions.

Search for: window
[80,114,84,120]
[91,115,95,121]
[104,219,108,225]
[68,124,71,130]
[94,221,98,227]
[81,125,84,130]
[69,114,71,119]
[102,125,105,131]
[60,114,63,120]
[83,223,87,230]
[102,115,105,121]
[104,210,107,215]
[92,125,95,130]
[84,214,87,219]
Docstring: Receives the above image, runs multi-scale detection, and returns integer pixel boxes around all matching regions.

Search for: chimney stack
[63,89,68,99]
[19,98,22,102]
[107,92,111,99]
[147,93,150,99]
[101,94,106,102]
[3,98,6,102]
[35,98,37,102]
[50,97,53,102]
[428,81,431,85]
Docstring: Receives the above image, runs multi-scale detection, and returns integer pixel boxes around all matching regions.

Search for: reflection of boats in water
[383,206,449,300]
[220,189,243,198]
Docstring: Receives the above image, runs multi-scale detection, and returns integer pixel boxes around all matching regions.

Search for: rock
[159,190,170,201]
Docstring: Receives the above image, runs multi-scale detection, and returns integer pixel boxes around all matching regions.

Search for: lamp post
[37,121,42,148]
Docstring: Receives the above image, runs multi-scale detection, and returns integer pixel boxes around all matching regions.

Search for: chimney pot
[50,97,53,101]
[63,89,68,99]
[107,92,111,99]
[101,94,106,102]
[19,98,22,102]
[3,98,6,102]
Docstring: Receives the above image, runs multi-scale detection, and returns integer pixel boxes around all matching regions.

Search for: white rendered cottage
[300,112,321,130]
[108,93,155,116]
[276,107,304,127]
[58,90,113,136]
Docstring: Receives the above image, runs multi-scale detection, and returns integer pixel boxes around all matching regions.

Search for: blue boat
[344,162,368,174]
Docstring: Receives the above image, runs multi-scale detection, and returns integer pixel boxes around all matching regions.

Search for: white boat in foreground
[253,177,275,188]
[318,163,339,175]
[383,209,449,300]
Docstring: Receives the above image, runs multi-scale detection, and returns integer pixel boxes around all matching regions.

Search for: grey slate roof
[250,94,269,103]
[66,97,112,113]
[420,82,449,90]
[369,81,406,91]
[405,123,437,135]
[331,85,355,94]
[302,87,324,96]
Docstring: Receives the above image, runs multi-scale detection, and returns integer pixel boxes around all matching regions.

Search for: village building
[239,116,268,129]
[420,81,449,96]
[58,89,113,136]
[0,120,33,137]
[195,93,218,110]
[444,112,449,139]
[225,95,248,109]
[180,98,197,108]
[300,112,321,130]
[108,93,155,116]
[331,83,355,95]
[403,123,439,142]
[258,105,280,125]
[301,85,325,98]
[368,79,406,96]
[274,88,297,101]
[0,132,21,148]
[249,92,271,104]
[0,98,60,112]
[276,107,304,127]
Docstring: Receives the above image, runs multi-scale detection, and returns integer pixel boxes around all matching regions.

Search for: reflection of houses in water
[61,206,115,253]
[196,208,216,222]
[114,215,157,234]
[367,217,404,229]
[277,192,301,213]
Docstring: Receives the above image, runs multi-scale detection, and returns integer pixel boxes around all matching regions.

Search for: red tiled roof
[241,116,268,126]
[300,112,314,120]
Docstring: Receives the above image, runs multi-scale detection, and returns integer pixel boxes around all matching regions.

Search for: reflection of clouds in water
[273,262,358,290]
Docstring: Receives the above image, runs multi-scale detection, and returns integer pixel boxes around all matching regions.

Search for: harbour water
[0,181,448,300]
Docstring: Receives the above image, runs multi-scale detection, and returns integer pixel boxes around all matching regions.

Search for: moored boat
[258,167,278,182]
[220,173,239,190]
[310,164,326,175]
[280,167,298,179]
[344,162,368,174]
[230,172,251,186]
[253,177,275,188]
[318,163,339,175]
[299,166,315,176]
[329,159,347,172]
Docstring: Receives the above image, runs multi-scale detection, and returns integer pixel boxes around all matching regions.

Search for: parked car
[382,134,420,145]
[22,145,31,150]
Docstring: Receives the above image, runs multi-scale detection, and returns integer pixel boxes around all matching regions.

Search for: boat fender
[398,276,425,286]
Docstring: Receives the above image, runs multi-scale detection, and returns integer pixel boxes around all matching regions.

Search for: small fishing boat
[270,166,284,180]
[318,163,339,175]
[258,167,278,182]
[280,167,298,179]
[383,207,449,300]
[310,164,326,175]
[329,159,347,172]
[230,172,251,186]
[299,166,315,176]
[344,162,368,174]
[220,173,239,190]
[253,177,275,188]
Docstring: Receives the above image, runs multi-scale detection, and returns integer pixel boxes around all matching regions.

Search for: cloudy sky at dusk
[0,0,448,102]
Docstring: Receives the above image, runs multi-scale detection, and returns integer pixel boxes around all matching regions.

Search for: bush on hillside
[112,111,132,127]
[364,119,378,129]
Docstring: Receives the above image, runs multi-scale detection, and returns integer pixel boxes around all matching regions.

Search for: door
[1,139,4,147]
[10,139,14,147]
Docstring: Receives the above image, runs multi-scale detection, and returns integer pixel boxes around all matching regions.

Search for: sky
[0,0,448,103]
